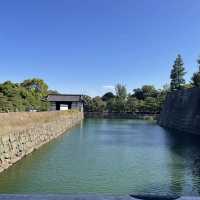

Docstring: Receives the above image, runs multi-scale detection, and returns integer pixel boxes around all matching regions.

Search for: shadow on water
[85,119,200,195]
[163,128,200,195]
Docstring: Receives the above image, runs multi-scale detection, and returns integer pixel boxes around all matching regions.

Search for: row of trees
[83,84,167,113]
[0,54,199,113]
[84,54,200,114]
[0,79,49,112]
[170,54,200,90]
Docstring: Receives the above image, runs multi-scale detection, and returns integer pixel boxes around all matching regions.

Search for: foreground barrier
[0,195,198,200]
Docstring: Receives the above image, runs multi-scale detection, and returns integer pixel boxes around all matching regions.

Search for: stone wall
[85,112,158,120]
[0,111,83,173]
[158,88,200,134]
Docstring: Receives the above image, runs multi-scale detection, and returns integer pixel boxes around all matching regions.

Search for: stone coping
[0,195,199,200]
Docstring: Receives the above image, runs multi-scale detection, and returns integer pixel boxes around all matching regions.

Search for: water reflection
[165,129,200,195]
[0,119,200,195]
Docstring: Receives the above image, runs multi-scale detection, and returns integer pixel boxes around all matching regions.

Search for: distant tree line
[0,79,49,112]
[0,54,200,113]
[83,54,200,114]
[83,84,168,114]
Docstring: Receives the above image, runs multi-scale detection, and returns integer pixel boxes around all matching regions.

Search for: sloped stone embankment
[0,111,83,173]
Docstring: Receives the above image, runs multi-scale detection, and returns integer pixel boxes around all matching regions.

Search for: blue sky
[0,0,200,96]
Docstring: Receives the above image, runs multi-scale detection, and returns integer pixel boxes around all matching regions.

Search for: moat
[0,119,200,196]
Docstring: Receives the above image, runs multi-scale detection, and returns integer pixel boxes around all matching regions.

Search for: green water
[0,119,200,195]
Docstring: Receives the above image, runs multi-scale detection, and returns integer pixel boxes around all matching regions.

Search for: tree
[133,85,158,100]
[114,98,126,112]
[182,83,193,89]
[136,100,145,113]
[191,57,200,87]
[0,79,50,112]
[21,78,46,91]
[143,97,159,113]
[0,81,17,97]
[115,84,127,100]
[113,84,127,112]
[106,98,116,112]
[170,54,186,90]
[21,78,48,96]
[82,95,93,112]
[91,96,106,112]
[101,92,115,101]
[142,85,158,99]
[0,93,12,112]
[133,88,144,100]
[7,88,25,112]
[125,97,138,112]
[21,78,49,111]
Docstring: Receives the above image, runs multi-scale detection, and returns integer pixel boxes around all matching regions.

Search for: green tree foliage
[113,84,127,112]
[143,97,159,113]
[113,98,126,112]
[133,85,158,100]
[133,88,144,100]
[125,97,138,112]
[192,73,200,87]
[115,84,127,100]
[21,79,48,97]
[83,95,106,112]
[91,96,106,112]
[141,85,158,98]
[0,79,49,112]
[106,98,116,113]
[101,92,115,101]
[170,54,186,91]
[82,95,93,112]
[84,84,166,114]
[0,92,12,112]
[191,57,200,87]
[132,85,158,100]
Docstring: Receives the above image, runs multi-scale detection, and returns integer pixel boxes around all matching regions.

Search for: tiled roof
[47,94,83,102]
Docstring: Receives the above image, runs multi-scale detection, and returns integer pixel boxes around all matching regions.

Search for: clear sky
[0,0,200,96]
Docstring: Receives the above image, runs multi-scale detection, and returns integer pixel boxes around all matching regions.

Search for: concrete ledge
[0,195,199,200]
